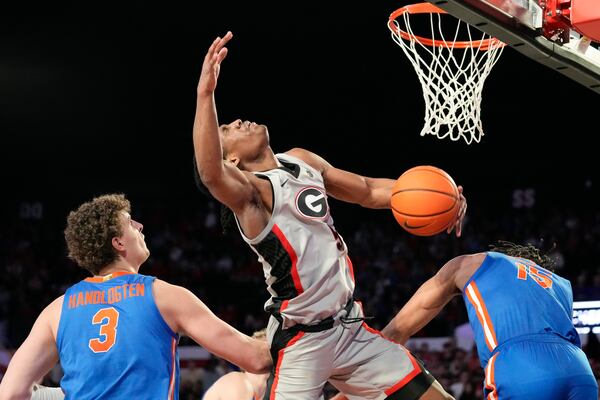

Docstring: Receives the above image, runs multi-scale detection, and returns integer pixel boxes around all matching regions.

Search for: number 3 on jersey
[516,263,553,289]
[89,307,120,353]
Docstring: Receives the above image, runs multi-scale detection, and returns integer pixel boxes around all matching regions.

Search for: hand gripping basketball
[391,166,463,236]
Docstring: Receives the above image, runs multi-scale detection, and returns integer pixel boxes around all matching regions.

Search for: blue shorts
[484,334,597,399]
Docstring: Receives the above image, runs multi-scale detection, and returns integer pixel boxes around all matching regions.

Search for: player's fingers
[447,218,456,234]
[456,203,467,237]
[205,36,221,60]
[216,47,228,63]
[214,31,233,54]
[223,31,233,42]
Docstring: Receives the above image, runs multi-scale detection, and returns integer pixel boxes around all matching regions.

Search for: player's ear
[112,236,125,251]
[227,155,240,167]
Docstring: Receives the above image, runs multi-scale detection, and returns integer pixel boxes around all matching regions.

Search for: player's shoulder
[444,253,488,290]
[204,372,252,399]
[460,252,488,265]
[43,295,65,339]
[215,371,248,385]
[152,279,195,302]
[283,148,329,172]
[445,252,487,272]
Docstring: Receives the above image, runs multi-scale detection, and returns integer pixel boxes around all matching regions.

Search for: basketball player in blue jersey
[193,31,466,400]
[0,194,271,400]
[381,242,598,399]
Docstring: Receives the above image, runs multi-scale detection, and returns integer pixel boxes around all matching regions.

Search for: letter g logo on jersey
[296,187,329,219]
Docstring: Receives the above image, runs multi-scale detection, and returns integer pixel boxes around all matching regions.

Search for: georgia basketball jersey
[56,272,179,399]
[463,251,580,368]
[235,153,355,328]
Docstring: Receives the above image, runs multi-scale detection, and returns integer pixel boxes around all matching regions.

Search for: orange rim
[388,3,505,50]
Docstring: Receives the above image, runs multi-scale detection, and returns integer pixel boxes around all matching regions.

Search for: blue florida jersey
[462,251,579,368]
[56,272,179,399]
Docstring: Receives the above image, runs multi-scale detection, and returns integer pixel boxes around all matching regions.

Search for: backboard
[424,0,600,93]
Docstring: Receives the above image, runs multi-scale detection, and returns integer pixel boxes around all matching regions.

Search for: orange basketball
[391,166,460,236]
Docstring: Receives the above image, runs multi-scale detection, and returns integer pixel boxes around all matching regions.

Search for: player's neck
[96,260,139,277]
[240,147,278,172]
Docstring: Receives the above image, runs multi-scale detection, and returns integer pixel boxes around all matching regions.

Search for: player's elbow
[356,194,377,209]
[360,179,389,209]
[196,167,222,189]
[381,321,409,345]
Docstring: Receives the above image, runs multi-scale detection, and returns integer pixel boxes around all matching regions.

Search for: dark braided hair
[489,240,556,271]
[192,155,236,235]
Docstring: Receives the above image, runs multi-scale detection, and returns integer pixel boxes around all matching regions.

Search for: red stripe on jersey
[346,256,355,282]
[360,322,422,396]
[269,331,305,399]
[272,224,303,295]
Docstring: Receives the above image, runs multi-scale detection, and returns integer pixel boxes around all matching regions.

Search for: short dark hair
[489,240,556,271]
[192,156,235,235]
[64,194,130,275]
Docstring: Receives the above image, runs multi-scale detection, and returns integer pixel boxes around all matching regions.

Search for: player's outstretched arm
[153,280,272,374]
[381,257,466,344]
[285,148,396,209]
[0,298,61,400]
[285,148,467,236]
[193,32,255,213]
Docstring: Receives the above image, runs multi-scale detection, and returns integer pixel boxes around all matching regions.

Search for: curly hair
[489,240,556,271]
[64,194,131,275]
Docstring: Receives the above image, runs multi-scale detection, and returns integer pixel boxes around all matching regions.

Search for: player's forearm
[193,92,225,184]
[382,276,455,343]
[0,383,33,400]
[247,339,272,374]
[363,177,395,209]
[217,336,271,374]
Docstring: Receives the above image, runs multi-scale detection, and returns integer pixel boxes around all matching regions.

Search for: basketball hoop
[388,3,506,144]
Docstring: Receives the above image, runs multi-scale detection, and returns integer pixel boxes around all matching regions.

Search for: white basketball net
[389,7,505,144]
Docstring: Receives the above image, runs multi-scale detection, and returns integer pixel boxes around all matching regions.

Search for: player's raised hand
[447,185,467,237]
[197,31,233,95]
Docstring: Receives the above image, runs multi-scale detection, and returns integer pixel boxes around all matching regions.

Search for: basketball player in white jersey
[203,329,270,400]
[30,385,64,400]
[193,32,466,400]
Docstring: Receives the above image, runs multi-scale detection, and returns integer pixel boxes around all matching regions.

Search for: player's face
[118,212,150,265]
[220,119,269,165]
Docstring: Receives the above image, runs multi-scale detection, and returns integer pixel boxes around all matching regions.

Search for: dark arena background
[1,1,600,399]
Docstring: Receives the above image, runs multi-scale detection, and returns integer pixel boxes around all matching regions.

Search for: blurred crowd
[2,194,600,397]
